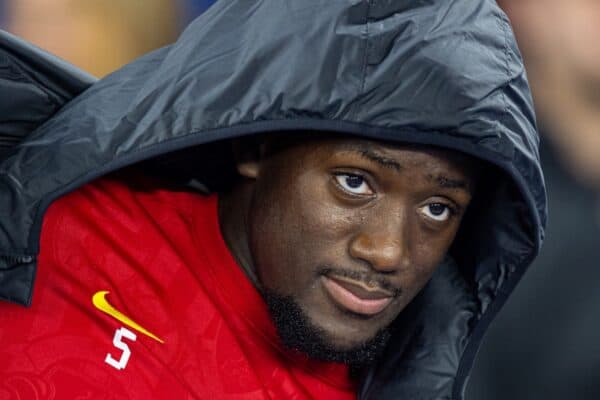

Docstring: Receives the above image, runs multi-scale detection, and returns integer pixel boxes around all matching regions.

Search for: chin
[313,313,382,348]
[263,289,392,365]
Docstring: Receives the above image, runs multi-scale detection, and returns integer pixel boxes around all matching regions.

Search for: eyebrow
[358,149,402,171]
[426,174,470,191]
[348,147,471,191]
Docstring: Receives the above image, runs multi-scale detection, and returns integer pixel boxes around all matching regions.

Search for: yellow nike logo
[92,291,164,344]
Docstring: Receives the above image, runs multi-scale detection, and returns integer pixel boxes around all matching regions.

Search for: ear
[232,138,261,178]
[237,159,260,178]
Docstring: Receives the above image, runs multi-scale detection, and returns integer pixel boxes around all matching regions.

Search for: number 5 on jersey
[105,327,137,370]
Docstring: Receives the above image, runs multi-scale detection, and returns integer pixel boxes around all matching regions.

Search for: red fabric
[0,175,356,400]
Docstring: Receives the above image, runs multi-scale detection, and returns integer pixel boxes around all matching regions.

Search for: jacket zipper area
[0,253,37,306]
[0,253,35,268]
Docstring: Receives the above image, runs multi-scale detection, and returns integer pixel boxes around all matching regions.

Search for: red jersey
[0,175,356,399]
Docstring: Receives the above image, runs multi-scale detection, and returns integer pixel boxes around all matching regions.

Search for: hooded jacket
[0,1,546,399]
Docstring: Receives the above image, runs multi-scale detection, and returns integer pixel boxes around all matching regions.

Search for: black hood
[0,1,546,398]
[0,30,95,159]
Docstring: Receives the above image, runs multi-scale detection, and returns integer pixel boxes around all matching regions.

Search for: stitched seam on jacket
[498,13,511,147]
[354,0,372,120]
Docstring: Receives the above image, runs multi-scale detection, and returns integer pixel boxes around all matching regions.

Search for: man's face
[232,137,475,362]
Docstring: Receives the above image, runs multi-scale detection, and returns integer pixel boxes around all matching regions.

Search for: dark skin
[219,136,476,354]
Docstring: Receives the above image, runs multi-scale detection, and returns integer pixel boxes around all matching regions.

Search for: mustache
[319,266,402,297]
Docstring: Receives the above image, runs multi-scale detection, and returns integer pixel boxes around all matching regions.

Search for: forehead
[267,136,477,183]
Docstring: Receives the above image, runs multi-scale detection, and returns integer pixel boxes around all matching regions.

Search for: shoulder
[43,171,211,235]
[39,170,215,278]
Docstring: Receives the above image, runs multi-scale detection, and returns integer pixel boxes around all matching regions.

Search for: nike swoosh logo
[92,291,164,344]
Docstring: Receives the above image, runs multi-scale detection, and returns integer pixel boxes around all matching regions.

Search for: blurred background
[0,0,213,77]
[1,1,599,398]
[467,1,600,399]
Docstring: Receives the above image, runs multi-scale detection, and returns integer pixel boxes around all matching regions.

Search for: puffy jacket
[0,1,546,399]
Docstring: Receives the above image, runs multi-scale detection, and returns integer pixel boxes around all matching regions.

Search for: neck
[217,179,262,290]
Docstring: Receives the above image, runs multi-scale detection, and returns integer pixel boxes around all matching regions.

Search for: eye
[334,173,373,195]
[420,203,452,222]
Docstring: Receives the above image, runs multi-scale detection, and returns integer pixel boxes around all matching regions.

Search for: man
[0,1,545,399]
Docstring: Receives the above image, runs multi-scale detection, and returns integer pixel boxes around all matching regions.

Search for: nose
[348,212,409,273]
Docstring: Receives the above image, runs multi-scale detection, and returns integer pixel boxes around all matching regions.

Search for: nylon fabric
[0,30,95,159]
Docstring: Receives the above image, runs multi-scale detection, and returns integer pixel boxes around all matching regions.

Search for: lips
[321,274,394,316]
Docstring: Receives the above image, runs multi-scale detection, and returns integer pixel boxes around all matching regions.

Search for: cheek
[402,224,460,295]
[248,173,354,294]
